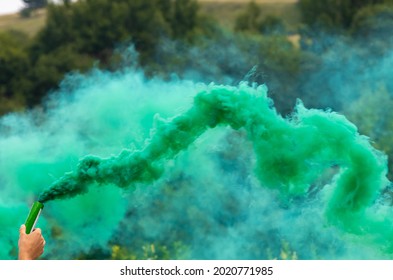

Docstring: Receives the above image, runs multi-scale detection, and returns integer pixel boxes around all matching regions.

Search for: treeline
[2,0,393,114]
[0,0,207,114]
[299,0,393,32]
[1,0,393,175]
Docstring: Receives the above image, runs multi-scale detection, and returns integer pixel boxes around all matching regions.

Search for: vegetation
[23,0,48,10]
[299,0,393,31]
[235,1,286,35]
[21,0,48,17]
[199,1,300,31]
[1,0,204,113]
[0,31,31,114]
[1,0,393,259]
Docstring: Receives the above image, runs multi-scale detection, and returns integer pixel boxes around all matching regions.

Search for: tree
[299,0,393,30]
[235,1,261,32]
[27,46,94,106]
[170,0,199,39]
[31,0,202,65]
[20,0,48,17]
[351,4,393,38]
[23,0,48,10]
[258,15,286,35]
[25,0,204,109]
[0,31,31,114]
[234,2,286,35]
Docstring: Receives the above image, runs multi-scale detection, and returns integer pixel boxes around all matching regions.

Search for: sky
[0,0,25,15]
[0,0,70,15]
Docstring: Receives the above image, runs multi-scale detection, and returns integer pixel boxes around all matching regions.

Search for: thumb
[19,224,26,235]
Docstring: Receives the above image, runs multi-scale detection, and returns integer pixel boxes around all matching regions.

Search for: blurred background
[1,0,393,260]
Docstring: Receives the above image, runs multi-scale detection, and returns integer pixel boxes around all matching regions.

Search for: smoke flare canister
[25,201,44,234]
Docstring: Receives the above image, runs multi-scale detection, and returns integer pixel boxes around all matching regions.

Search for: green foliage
[20,8,33,18]
[351,4,393,38]
[28,46,94,105]
[30,4,75,59]
[235,1,261,33]
[299,0,393,30]
[21,0,203,108]
[111,241,189,260]
[0,31,31,114]
[0,0,206,115]
[32,0,200,63]
[278,241,298,260]
[265,240,299,260]
[349,4,393,55]
[235,1,286,35]
[23,0,48,10]
[170,0,200,39]
[21,0,48,18]
[259,15,286,35]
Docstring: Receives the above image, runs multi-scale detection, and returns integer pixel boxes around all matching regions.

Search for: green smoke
[1,68,391,260]
[37,82,390,251]
[0,70,197,259]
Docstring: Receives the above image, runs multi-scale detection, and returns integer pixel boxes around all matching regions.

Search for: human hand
[18,224,46,260]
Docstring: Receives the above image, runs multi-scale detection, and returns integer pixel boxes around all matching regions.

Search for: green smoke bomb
[36,83,391,253]
[25,201,44,234]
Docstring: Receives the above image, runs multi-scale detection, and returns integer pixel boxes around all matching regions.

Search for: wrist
[18,252,32,260]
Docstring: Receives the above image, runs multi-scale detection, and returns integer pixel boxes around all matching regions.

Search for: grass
[0,9,46,37]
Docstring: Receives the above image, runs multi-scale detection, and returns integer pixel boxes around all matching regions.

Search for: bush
[0,31,31,113]
[299,0,393,31]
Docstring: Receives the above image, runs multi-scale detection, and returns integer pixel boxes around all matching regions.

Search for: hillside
[0,9,46,37]
[0,1,299,37]
[199,0,300,31]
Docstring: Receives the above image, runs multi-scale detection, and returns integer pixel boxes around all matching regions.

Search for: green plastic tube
[25,201,44,234]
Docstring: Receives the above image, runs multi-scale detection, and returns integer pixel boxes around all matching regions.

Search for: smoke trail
[36,81,391,252]
[0,69,200,259]
[1,41,392,259]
